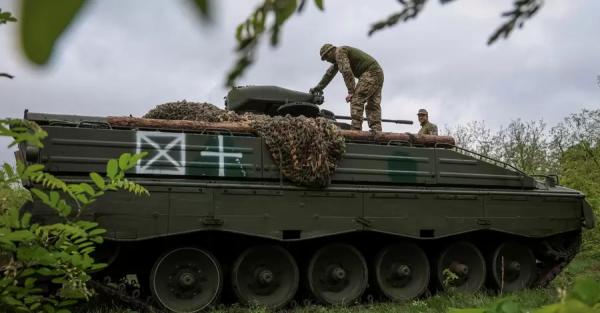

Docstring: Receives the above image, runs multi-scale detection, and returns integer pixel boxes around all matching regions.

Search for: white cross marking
[200,135,242,177]
[144,138,180,167]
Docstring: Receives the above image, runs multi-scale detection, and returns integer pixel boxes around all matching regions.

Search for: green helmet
[320,43,336,60]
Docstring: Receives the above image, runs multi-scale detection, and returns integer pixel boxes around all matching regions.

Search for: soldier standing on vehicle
[417,109,438,135]
[310,44,384,132]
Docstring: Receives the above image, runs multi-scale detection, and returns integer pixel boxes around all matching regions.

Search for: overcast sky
[1,0,599,164]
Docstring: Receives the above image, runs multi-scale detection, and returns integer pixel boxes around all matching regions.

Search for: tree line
[445,108,600,218]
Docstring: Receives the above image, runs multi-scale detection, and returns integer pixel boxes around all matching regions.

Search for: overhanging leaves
[488,0,543,45]
[0,9,18,24]
[190,0,213,23]
[226,0,325,87]
[20,0,87,65]
[368,0,543,46]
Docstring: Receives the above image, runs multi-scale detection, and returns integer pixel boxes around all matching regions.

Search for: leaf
[37,267,57,276]
[128,152,147,168]
[23,163,44,177]
[30,188,49,203]
[118,153,131,170]
[106,159,118,179]
[190,0,212,21]
[81,246,95,254]
[3,163,15,177]
[89,172,105,189]
[314,0,324,10]
[20,268,36,277]
[43,304,56,313]
[274,0,297,25]
[3,296,24,307]
[7,230,35,242]
[49,191,60,206]
[21,0,87,65]
[24,277,36,289]
[75,220,98,230]
[568,277,600,306]
[88,228,106,236]
[497,301,523,313]
[21,212,32,228]
[235,23,244,42]
[56,200,72,217]
[58,300,77,307]
[79,183,95,196]
[75,193,88,204]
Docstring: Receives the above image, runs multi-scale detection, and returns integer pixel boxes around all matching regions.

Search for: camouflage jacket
[418,121,438,136]
[315,46,381,94]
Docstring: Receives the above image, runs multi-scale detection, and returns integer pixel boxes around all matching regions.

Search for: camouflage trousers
[350,68,384,131]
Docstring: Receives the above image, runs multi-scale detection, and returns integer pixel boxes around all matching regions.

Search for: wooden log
[107,116,455,146]
[108,116,254,133]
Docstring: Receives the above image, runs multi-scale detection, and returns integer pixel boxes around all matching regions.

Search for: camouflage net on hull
[144,101,346,187]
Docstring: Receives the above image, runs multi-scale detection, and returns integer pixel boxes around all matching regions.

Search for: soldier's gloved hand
[309,87,322,95]
[345,93,353,103]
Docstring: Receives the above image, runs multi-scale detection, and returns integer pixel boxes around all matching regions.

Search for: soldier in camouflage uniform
[310,44,384,132]
[417,109,438,135]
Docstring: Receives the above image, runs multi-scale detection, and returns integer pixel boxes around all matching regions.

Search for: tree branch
[0,73,14,79]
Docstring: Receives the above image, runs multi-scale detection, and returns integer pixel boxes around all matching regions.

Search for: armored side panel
[30,123,534,188]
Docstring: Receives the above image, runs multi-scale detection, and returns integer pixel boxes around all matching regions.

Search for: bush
[0,119,148,313]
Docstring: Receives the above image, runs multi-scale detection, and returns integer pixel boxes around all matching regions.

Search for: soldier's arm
[315,64,338,91]
[430,124,439,136]
[335,47,356,94]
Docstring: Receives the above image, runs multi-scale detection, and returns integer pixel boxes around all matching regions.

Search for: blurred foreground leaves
[20,0,86,65]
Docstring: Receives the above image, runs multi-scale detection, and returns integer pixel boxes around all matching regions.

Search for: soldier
[417,109,438,135]
[310,43,384,132]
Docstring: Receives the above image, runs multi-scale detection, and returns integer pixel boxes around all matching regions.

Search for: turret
[224,85,413,126]
[225,85,324,117]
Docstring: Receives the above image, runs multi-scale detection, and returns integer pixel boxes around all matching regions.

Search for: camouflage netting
[143,100,243,122]
[143,101,346,187]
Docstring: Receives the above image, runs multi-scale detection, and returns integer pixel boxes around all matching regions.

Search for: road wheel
[149,247,222,312]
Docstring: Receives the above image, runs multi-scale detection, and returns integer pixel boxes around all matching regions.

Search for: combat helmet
[320,43,336,60]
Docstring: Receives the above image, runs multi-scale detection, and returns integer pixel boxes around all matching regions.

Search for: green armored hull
[19,87,595,312]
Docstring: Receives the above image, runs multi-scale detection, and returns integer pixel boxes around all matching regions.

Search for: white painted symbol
[136,132,185,175]
[201,135,242,177]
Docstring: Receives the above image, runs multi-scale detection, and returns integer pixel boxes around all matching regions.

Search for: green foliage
[0,119,47,148]
[451,278,600,313]
[442,268,461,289]
[447,119,555,175]
[227,0,324,86]
[1,8,17,80]
[20,0,87,65]
[0,119,148,313]
[551,109,600,254]
[446,109,600,263]
[190,0,212,21]
[0,8,18,24]
[368,0,542,45]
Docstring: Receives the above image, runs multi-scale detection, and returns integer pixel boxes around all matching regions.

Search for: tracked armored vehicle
[19,86,595,312]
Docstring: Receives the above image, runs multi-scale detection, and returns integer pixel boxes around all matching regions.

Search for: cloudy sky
[1,0,599,164]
